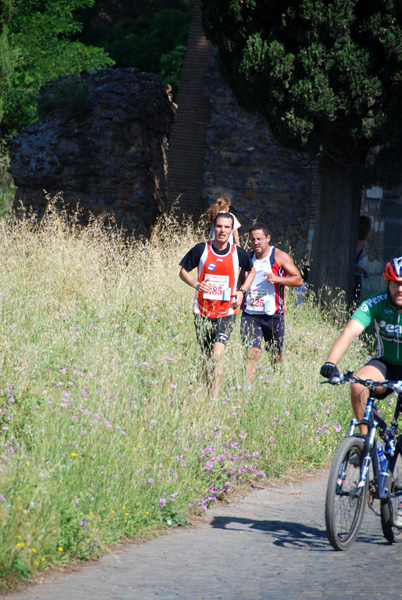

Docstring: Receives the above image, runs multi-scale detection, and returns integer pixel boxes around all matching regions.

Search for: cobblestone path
[8,469,402,600]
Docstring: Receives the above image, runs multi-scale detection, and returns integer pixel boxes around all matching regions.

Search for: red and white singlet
[194,242,240,318]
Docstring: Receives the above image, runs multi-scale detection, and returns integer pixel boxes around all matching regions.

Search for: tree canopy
[2,0,192,140]
[75,0,192,97]
[201,0,402,303]
[1,0,114,139]
[0,0,13,126]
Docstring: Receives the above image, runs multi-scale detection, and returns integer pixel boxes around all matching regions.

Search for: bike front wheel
[381,450,402,543]
[325,436,368,551]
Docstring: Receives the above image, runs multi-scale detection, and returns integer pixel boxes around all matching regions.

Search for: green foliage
[1,0,114,139]
[202,0,402,170]
[37,76,92,120]
[160,43,187,96]
[0,0,14,124]
[0,185,12,217]
[76,0,192,98]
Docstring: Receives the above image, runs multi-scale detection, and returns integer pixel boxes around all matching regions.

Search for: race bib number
[203,274,230,300]
[247,289,269,312]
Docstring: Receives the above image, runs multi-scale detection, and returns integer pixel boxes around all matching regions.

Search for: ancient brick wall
[166,0,212,219]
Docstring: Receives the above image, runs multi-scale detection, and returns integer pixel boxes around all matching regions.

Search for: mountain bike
[323,371,402,551]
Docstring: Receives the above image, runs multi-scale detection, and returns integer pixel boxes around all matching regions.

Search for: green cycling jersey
[352,291,402,365]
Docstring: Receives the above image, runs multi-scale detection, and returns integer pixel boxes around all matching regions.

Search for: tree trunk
[309,156,364,307]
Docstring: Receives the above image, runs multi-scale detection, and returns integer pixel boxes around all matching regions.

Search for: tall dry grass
[0,204,373,589]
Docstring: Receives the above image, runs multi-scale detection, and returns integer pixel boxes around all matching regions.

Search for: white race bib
[203,274,230,300]
[246,289,270,312]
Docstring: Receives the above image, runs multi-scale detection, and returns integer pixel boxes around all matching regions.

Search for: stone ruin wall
[9,68,176,234]
[9,63,315,264]
[8,63,400,285]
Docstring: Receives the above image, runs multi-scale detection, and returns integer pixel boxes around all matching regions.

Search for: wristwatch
[239,289,247,295]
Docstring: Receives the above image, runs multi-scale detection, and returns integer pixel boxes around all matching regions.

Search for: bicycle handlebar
[322,370,402,394]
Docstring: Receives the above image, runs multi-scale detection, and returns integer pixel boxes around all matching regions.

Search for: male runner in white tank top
[240,224,303,384]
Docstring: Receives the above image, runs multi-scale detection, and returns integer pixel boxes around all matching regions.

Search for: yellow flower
[58,547,63,552]
[41,557,46,562]
[71,453,78,457]
[26,462,30,466]
[32,548,36,553]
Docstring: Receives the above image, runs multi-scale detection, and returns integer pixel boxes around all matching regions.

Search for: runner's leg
[209,316,236,398]
[241,313,263,385]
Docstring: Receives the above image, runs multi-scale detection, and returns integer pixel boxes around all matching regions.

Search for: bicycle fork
[347,419,395,500]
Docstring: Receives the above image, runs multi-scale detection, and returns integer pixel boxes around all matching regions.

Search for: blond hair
[206,197,231,224]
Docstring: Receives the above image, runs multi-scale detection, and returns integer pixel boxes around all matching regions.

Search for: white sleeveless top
[244,248,281,316]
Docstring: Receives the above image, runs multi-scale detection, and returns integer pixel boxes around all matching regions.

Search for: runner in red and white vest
[179,212,256,399]
[240,223,303,384]
[193,241,241,318]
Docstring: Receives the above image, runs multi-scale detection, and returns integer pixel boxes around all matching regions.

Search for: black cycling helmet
[383,257,402,281]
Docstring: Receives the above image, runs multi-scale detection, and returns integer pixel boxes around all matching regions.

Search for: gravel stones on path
[8,469,402,600]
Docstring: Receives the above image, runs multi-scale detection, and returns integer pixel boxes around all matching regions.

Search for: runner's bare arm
[325,319,365,365]
[179,267,210,294]
[266,251,303,287]
[234,266,256,306]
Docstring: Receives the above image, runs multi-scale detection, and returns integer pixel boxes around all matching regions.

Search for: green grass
[0,205,372,589]
[0,181,14,219]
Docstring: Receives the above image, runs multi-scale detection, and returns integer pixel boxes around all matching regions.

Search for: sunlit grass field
[0,206,376,588]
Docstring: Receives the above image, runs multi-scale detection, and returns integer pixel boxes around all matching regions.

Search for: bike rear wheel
[325,436,368,551]
[381,450,402,543]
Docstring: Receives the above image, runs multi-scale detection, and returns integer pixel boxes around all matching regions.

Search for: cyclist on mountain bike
[320,256,402,523]
[321,256,402,425]
[321,256,402,416]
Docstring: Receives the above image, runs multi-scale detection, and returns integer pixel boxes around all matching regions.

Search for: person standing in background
[207,197,241,245]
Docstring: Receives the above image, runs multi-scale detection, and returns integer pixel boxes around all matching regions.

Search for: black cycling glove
[320,362,339,380]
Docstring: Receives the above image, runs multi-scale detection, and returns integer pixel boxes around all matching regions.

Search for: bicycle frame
[325,372,402,550]
[347,388,402,501]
